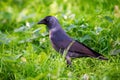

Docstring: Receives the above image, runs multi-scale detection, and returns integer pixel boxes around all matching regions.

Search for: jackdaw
[38,16,108,65]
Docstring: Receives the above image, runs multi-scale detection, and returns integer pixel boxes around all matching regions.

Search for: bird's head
[38,16,59,29]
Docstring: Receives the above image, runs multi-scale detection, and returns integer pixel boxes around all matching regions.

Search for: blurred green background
[0,0,120,80]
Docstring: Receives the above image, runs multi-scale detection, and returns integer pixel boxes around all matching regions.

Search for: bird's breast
[49,31,63,52]
[49,29,72,53]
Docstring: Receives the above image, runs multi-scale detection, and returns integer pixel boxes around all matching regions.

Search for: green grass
[0,0,120,80]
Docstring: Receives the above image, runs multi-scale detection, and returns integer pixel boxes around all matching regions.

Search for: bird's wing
[53,38,108,60]
[55,40,103,57]
[69,40,103,57]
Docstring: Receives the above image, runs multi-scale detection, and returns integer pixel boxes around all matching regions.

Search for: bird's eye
[46,17,53,22]
[44,19,48,22]
[46,19,50,22]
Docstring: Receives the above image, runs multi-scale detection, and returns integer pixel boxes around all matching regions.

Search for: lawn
[0,0,120,80]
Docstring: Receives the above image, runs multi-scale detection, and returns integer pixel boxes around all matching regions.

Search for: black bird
[38,16,108,65]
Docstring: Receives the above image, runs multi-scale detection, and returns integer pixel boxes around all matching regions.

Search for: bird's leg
[65,56,71,65]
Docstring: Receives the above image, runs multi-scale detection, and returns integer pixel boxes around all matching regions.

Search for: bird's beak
[37,19,46,24]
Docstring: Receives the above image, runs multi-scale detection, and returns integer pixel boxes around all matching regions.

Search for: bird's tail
[92,51,108,60]
[97,55,108,60]
[75,40,108,60]
[83,44,108,60]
